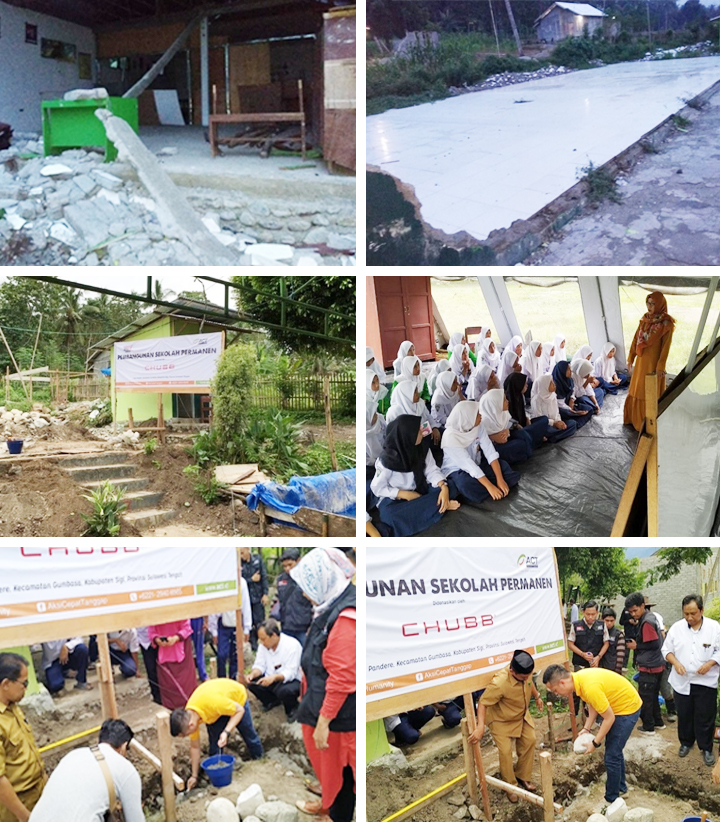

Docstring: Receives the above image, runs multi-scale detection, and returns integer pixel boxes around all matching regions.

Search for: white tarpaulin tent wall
[366,546,566,721]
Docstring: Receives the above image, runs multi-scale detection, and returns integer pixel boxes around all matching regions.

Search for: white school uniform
[430,371,460,428]
[478,388,511,436]
[520,340,543,383]
[253,633,302,683]
[479,338,500,372]
[467,364,494,402]
[441,401,500,478]
[570,358,595,399]
[386,380,430,427]
[371,450,447,500]
[531,374,562,424]
[366,402,386,466]
[392,341,414,379]
[594,342,618,382]
[366,346,386,382]
[428,359,451,395]
[552,334,567,366]
[497,348,519,386]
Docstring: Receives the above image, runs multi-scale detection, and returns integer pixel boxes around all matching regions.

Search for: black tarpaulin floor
[418,393,637,537]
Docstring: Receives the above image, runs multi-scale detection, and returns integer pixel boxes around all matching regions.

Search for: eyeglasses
[14,680,29,688]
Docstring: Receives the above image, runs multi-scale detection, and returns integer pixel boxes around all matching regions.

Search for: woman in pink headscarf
[148,619,198,710]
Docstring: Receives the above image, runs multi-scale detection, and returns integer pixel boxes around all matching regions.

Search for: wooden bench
[208,79,306,161]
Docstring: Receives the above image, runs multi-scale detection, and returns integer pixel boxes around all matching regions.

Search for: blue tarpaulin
[246,469,356,518]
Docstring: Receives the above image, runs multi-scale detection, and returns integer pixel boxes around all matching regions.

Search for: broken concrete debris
[0,132,355,266]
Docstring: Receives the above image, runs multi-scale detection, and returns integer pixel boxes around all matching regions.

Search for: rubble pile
[0,135,356,266]
[449,64,574,95]
[641,40,715,60]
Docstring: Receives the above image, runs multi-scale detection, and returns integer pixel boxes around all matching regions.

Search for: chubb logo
[415,673,424,682]
[36,602,47,613]
[517,554,538,568]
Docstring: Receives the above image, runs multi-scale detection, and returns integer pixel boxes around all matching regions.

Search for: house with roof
[90,297,254,425]
[535,2,606,43]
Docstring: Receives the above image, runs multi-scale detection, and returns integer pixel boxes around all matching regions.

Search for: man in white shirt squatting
[246,619,302,720]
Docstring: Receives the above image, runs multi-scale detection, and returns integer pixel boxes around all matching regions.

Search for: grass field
[431,277,720,384]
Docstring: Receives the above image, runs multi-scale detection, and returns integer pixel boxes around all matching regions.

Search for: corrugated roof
[535,2,606,24]
[90,297,252,353]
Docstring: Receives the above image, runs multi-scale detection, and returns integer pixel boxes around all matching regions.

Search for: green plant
[81,481,126,537]
[185,429,225,469]
[87,399,112,428]
[579,162,622,205]
[152,459,161,470]
[143,437,158,455]
[212,343,257,445]
[673,113,691,130]
[640,140,659,154]
[184,464,225,504]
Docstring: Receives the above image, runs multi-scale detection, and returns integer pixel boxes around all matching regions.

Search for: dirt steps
[57,451,176,531]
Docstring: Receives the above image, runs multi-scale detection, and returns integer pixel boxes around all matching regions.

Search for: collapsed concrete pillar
[95,109,239,265]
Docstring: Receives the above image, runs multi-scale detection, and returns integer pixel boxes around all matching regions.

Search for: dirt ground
[0,421,355,537]
[24,655,319,822]
[530,92,720,266]
[367,711,720,822]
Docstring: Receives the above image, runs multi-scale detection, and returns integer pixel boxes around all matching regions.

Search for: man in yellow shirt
[170,678,263,790]
[468,650,543,803]
[543,664,641,804]
[0,653,46,822]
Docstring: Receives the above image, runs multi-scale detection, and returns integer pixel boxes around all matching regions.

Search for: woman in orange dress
[623,291,675,432]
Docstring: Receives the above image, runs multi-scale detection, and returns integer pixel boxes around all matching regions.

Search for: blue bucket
[682,818,714,822]
[6,440,23,455]
[201,754,235,787]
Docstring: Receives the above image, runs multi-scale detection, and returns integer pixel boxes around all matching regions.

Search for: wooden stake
[0,326,29,399]
[97,633,118,720]
[236,547,246,683]
[156,711,177,822]
[322,375,338,471]
[208,656,217,679]
[461,718,479,807]
[129,738,184,790]
[547,702,556,752]
[540,751,554,822]
[5,366,8,404]
[568,699,578,740]
[157,393,165,444]
[463,693,492,821]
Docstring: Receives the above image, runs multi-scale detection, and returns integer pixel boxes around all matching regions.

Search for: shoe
[516,779,537,792]
[638,728,655,735]
[296,801,329,816]
[704,750,715,766]
[655,724,666,730]
[286,709,298,724]
[508,793,519,804]
[665,713,677,723]
[261,701,281,713]
[678,745,691,757]
[73,682,93,690]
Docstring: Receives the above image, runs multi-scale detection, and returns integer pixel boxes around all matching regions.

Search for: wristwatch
[592,739,601,749]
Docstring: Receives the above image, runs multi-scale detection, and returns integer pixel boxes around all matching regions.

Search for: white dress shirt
[253,633,302,683]
[441,429,500,480]
[662,616,720,694]
[431,394,460,429]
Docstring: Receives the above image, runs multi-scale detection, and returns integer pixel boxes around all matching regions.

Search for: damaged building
[0,0,356,266]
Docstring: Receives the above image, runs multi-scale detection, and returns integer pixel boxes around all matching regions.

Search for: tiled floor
[366,56,720,240]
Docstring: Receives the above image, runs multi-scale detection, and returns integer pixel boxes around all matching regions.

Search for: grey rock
[276,233,297,246]
[271,207,292,218]
[311,214,330,226]
[73,175,99,196]
[249,202,270,217]
[207,797,239,822]
[336,214,356,228]
[79,252,100,266]
[624,810,653,822]
[254,801,297,822]
[239,212,258,227]
[453,808,468,819]
[327,232,355,251]
[468,805,481,820]
[91,169,124,191]
[64,201,112,248]
[447,792,466,806]
[287,218,311,232]
[304,227,329,245]
[219,210,236,221]
[16,201,38,219]
[258,217,284,230]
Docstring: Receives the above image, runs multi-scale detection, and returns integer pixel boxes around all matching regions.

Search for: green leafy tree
[211,342,257,445]
[646,547,715,584]
[231,277,355,355]
[555,547,646,603]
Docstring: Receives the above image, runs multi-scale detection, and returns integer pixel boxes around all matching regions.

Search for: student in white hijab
[539,341,555,375]
[520,340,543,399]
[366,401,386,477]
[593,342,630,394]
[479,388,537,464]
[397,355,427,395]
[497,348,522,385]
[552,335,567,367]
[440,400,520,504]
[507,335,523,358]
[366,347,385,382]
[449,343,472,391]
[366,368,388,405]
[480,338,500,372]
[572,344,594,364]
[570,358,603,414]
[467,364,500,402]
[529,375,578,442]
[448,332,477,366]
[430,371,461,430]
[393,341,415,379]
[387,381,440,443]
[428,359,451,395]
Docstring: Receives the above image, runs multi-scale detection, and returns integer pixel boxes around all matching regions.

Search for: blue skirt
[377,484,459,537]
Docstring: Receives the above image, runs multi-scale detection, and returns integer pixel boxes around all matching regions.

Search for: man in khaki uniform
[468,650,543,802]
[0,653,46,822]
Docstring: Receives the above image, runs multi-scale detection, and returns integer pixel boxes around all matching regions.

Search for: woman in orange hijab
[623,291,675,431]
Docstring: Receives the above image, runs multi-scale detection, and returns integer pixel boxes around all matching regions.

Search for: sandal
[304,779,322,798]
[296,801,329,816]
[517,779,537,792]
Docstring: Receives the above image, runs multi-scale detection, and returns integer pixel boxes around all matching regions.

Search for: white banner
[366,547,565,705]
[114,332,223,392]
[0,546,238,629]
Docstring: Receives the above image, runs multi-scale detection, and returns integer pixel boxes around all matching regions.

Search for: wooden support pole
[236,547,246,683]
[0,326,29,399]
[568,698,578,740]
[157,393,165,444]
[129,738,184,791]
[208,656,217,679]
[128,408,134,431]
[461,719,479,807]
[156,711,178,822]
[547,702,556,752]
[645,373,659,537]
[322,375,338,472]
[463,693,492,821]
[540,752,555,822]
[611,433,653,537]
[97,633,118,720]
[483,774,563,813]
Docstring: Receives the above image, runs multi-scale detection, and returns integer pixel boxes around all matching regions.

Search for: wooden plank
[645,373,659,536]
[292,507,355,536]
[463,693,492,821]
[129,738,184,790]
[484,774,562,813]
[540,752,555,822]
[610,433,653,537]
[229,42,270,114]
[97,633,118,721]
[215,464,258,485]
[156,711,177,822]
[547,702,556,752]
[460,718,479,807]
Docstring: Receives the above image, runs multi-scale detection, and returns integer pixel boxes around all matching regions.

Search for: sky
[624,546,661,559]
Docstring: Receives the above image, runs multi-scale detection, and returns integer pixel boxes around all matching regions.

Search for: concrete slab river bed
[366,56,720,241]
